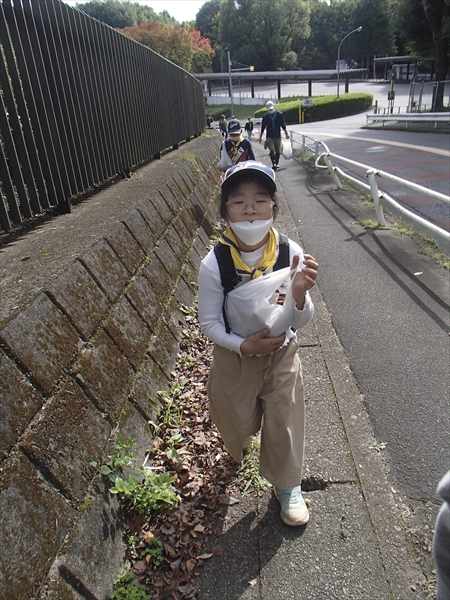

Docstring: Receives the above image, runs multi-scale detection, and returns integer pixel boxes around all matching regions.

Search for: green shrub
[254,93,373,125]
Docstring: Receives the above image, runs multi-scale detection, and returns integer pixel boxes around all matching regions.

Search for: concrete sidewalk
[195,144,433,599]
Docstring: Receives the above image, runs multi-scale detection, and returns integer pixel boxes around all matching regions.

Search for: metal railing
[0,0,205,233]
[290,132,450,247]
[366,112,450,128]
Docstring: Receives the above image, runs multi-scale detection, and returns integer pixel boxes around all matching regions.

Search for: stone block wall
[0,138,221,599]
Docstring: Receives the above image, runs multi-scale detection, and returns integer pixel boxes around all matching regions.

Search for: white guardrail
[289,131,450,247]
[366,112,450,128]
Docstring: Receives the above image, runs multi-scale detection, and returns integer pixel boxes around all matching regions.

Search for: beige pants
[207,338,305,489]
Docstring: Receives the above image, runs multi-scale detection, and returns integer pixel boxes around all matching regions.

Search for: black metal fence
[0,0,206,232]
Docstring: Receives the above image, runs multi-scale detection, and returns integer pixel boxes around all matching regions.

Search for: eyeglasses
[226,199,274,214]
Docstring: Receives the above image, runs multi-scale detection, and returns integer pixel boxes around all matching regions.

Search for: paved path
[197,140,441,598]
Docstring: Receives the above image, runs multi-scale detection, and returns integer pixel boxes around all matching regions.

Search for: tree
[196,0,221,39]
[120,21,213,72]
[195,0,222,71]
[351,0,396,68]
[280,50,299,70]
[219,0,310,71]
[76,0,158,28]
[394,0,449,109]
[295,0,356,69]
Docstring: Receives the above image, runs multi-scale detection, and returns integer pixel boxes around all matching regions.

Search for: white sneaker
[274,486,309,526]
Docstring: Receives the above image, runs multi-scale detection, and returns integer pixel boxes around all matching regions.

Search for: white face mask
[268,108,275,113]
[230,219,273,247]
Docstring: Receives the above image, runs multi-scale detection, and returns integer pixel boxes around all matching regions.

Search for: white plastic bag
[225,266,297,338]
[217,143,233,171]
[282,140,293,160]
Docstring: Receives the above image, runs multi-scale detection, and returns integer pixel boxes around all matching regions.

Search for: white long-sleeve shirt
[198,235,314,354]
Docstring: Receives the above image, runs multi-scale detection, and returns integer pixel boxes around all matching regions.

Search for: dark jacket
[224,138,255,164]
[261,110,287,139]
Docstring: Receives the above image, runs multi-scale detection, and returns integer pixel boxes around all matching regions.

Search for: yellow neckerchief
[229,135,244,161]
[219,227,278,279]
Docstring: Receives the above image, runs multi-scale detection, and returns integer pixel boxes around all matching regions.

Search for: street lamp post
[227,49,233,116]
[220,47,227,74]
[336,26,362,99]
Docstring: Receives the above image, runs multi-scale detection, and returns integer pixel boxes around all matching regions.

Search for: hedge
[254,93,373,124]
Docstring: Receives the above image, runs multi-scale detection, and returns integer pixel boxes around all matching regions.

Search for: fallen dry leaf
[197,553,214,560]
[213,545,224,556]
[219,496,239,506]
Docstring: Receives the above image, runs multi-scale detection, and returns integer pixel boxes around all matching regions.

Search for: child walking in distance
[217,119,255,172]
[244,116,254,140]
[198,161,318,526]
[218,114,228,138]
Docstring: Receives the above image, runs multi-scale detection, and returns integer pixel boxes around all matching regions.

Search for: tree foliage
[219,0,310,71]
[394,0,449,80]
[75,0,159,28]
[351,0,396,63]
[120,21,213,72]
[196,0,222,71]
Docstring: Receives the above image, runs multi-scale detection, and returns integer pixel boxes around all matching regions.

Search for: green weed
[361,219,379,230]
[110,567,150,600]
[140,539,164,569]
[91,436,179,516]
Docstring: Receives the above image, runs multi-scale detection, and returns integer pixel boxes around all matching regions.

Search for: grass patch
[394,222,450,269]
[230,437,272,496]
[180,151,200,172]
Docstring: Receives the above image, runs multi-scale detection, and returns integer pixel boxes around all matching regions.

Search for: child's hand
[290,254,318,309]
[240,329,286,355]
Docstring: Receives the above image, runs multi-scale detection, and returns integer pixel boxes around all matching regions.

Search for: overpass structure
[195,69,367,100]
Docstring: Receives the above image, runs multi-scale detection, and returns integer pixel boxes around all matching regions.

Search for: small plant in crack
[110,566,150,600]
[91,436,179,516]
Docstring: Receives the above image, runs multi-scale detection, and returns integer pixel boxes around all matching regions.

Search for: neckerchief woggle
[219,227,278,279]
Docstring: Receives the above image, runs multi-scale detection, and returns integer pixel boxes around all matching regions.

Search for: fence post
[367,169,386,226]
[323,154,342,189]
[302,135,306,161]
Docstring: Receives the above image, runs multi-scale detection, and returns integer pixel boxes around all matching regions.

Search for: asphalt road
[270,102,450,506]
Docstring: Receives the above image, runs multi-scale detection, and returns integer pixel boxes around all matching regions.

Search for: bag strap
[214,233,290,334]
[214,243,242,334]
[273,232,289,271]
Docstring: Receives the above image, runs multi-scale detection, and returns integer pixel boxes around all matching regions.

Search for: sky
[66,1,208,23]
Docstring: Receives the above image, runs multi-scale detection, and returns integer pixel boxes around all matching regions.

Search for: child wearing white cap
[198,161,319,526]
